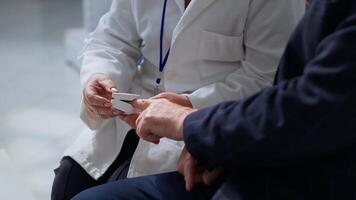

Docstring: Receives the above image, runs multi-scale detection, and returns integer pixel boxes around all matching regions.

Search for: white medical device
[111,93,140,114]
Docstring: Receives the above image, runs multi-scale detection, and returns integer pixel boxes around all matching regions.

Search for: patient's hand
[118,113,139,128]
[119,92,192,129]
[150,92,193,108]
[177,148,223,191]
[130,99,196,143]
[83,73,123,119]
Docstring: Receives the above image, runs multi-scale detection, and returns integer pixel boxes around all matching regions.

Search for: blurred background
[0,0,111,199]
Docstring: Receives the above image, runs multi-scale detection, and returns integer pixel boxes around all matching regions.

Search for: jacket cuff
[186,89,225,110]
[183,111,216,170]
[80,100,107,130]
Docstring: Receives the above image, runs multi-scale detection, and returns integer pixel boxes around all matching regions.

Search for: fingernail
[111,87,118,92]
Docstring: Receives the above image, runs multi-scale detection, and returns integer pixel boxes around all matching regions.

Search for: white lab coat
[64,0,305,179]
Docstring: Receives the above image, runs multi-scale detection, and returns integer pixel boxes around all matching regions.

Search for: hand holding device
[83,74,120,119]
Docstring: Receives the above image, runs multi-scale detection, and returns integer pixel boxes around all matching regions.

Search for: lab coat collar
[171,0,216,45]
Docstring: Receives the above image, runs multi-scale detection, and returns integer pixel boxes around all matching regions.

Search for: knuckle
[83,88,90,98]
[145,111,155,119]
[87,93,95,101]
[83,98,90,106]
[141,117,148,125]
[98,79,108,86]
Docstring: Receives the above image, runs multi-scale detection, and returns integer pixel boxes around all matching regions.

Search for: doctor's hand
[150,92,193,108]
[131,99,196,143]
[177,148,223,191]
[83,73,123,119]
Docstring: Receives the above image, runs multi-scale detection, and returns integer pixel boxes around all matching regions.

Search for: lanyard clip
[154,77,162,95]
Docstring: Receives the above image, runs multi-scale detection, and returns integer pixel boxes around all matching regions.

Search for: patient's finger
[139,131,160,144]
[131,99,151,111]
[143,132,161,144]
[150,92,173,99]
[136,118,161,143]
[184,157,197,191]
[202,168,223,186]
[118,114,139,128]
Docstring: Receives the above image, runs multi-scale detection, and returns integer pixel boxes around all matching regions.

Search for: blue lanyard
[156,0,170,86]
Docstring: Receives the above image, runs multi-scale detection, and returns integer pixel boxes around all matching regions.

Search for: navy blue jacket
[184,0,356,199]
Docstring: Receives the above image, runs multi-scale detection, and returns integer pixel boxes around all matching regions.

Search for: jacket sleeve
[183,14,356,171]
[79,0,141,130]
[186,0,305,109]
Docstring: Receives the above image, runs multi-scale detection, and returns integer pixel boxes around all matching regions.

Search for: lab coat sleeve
[187,0,305,109]
[183,15,356,170]
[79,0,141,129]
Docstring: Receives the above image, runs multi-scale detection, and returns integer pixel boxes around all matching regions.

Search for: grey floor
[0,0,85,199]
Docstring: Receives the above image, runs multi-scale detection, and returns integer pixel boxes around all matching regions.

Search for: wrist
[176,108,197,140]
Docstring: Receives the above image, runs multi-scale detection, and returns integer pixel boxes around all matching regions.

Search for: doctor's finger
[98,78,118,93]
[95,107,120,118]
[85,92,112,108]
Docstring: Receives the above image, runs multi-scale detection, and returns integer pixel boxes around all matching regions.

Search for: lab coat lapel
[171,0,216,45]
[173,0,185,14]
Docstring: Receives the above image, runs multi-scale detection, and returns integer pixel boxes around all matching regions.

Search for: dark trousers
[71,172,221,200]
[51,130,139,200]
